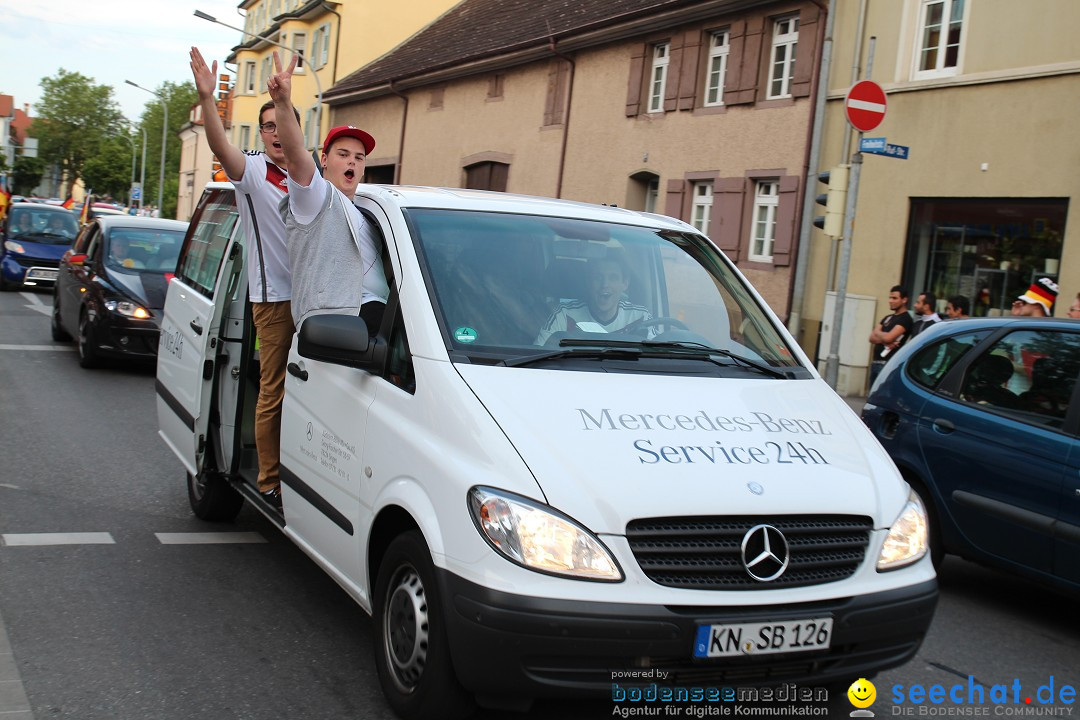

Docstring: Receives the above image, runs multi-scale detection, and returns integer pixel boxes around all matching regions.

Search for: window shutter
[791,10,820,98]
[714,177,746,255]
[728,19,763,105]
[545,59,570,126]
[626,43,647,117]
[771,175,800,266]
[665,179,686,219]
[664,34,684,112]
[678,29,702,110]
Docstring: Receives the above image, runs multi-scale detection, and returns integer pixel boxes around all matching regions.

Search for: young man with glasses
[189,47,302,509]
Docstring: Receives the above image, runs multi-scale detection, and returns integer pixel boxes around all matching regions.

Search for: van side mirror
[297,314,386,371]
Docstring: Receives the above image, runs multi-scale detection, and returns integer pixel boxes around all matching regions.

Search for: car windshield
[7,208,79,245]
[408,208,802,372]
[105,227,186,272]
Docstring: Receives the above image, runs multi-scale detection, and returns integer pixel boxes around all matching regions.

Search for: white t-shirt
[285,173,389,307]
[535,299,653,345]
[230,152,291,303]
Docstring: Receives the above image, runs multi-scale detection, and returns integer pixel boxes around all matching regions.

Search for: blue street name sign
[860,137,909,159]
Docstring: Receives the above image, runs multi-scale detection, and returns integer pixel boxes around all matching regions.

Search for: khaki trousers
[251,301,294,492]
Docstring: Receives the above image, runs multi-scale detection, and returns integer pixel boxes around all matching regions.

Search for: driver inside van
[535,249,653,345]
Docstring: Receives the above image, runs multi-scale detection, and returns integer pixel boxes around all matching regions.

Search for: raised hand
[189,47,217,100]
[267,51,298,105]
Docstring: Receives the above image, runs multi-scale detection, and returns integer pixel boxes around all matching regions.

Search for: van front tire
[187,469,243,522]
[374,531,473,720]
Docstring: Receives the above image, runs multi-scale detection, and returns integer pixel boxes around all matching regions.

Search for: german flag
[80,191,93,225]
[61,196,75,209]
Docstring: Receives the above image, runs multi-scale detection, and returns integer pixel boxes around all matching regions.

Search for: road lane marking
[155,532,267,544]
[1,532,115,546]
[0,608,33,716]
[0,345,76,352]
[19,292,44,305]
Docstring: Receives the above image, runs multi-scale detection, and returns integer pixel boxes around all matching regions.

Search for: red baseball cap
[322,125,375,155]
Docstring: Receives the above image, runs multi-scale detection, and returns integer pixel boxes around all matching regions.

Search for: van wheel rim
[383,566,428,692]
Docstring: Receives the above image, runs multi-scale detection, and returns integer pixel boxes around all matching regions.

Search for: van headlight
[468,487,623,581]
[877,490,929,571]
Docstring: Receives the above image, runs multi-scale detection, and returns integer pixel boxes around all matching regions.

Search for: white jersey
[230,152,291,303]
[535,299,653,345]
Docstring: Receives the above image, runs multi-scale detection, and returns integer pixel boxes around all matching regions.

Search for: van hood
[456,366,906,535]
[7,238,71,261]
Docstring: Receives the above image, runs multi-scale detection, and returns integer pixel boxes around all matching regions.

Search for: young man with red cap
[1011,277,1058,317]
[267,51,389,332]
[190,47,301,509]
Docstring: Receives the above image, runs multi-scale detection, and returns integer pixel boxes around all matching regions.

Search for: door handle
[932,418,955,433]
[190,319,203,335]
[287,362,308,381]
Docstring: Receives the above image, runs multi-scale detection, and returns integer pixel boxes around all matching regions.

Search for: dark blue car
[0,203,80,290]
[861,317,1080,591]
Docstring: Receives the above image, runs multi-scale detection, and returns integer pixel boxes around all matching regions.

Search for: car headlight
[4,241,25,254]
[468,487,623,581]
[877,490,929,571]
[104,299,151,319]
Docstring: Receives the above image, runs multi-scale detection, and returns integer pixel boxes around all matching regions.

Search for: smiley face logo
[847,678,877,709]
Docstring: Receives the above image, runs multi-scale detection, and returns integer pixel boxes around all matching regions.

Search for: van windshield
[408,209,803,371]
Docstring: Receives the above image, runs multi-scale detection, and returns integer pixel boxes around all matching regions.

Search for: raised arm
[189,47,246,180]
[267,51,315,187]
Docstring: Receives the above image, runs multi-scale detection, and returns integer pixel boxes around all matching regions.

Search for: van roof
[201,181,696,233]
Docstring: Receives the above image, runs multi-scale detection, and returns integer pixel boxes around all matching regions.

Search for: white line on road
[1,532,115,546]
[155,532,267,544]
[19,292,44,306]
[0,345,76,352]
[0,607,33,717]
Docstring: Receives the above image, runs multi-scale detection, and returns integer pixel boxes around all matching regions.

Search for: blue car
[861,317,1080,591]
[1,202,80,290]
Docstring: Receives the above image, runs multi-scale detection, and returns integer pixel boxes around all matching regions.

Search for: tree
[12,156,45,195]
[136,80,197,219]
[82,135,134,200]
[33,69,125,199]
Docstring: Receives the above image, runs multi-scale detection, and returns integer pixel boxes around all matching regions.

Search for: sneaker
[260,486,283,511]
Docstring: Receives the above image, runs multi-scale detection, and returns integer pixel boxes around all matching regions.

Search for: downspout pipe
[548,37,575,199]
[388,81,408,184]
[322,2,342,84]
[787,0,835,339]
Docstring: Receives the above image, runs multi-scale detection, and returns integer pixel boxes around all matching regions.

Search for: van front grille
[625,515,873,590]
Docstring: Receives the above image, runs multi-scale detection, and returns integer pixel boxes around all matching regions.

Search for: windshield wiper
[641,340,787,378]
[502,342,642,368]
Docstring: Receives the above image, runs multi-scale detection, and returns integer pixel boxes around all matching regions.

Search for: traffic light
[813,165,849,237]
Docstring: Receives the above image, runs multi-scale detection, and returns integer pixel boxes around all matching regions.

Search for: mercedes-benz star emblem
[741,524,790,582]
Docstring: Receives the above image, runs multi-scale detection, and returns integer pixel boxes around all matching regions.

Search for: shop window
[902,199,1067,318]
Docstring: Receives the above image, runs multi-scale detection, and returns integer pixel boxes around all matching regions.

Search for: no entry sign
[845,80,887,132]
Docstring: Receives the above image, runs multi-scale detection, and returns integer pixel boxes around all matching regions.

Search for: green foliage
[82,135,135,201]
[12,156,45,195]
[136,80,197,218]
[34,69,125,198]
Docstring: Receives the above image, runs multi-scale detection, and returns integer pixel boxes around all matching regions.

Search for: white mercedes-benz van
[157,182,936,719]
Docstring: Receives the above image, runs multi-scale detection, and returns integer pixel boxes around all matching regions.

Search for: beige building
[226,0,460,154]
[324,0,828,314]
[795,0,1080,393]
[177,103,219,221]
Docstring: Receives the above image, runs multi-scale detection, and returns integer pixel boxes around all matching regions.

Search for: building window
[304,107,320,150]
[749,181,779,261]
[244,61,256,94]
[767,16,799,99]
[464,161,509,192]
[256,5,265,32]
[237,124,252,151]
[259,56,272,94]
[692,182,713,235]
[269,0,280,19]
[647,42,670,113]
[915,0,965,78]
[291,31,307,72]
[312,23,331,69]
[627,172,660,212]
[703,30,729,107]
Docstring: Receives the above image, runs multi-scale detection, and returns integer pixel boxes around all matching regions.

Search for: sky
[0,0,253,122]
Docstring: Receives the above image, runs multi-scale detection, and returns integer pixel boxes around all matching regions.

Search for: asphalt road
[1,288,1078,720]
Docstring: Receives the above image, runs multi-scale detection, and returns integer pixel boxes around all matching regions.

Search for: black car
[52,215,188,367]
[861,317,1080,591]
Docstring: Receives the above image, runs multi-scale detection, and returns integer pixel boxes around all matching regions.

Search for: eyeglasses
[259,122,277,133]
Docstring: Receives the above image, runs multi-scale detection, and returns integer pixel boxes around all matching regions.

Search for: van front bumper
[438,569,937,699]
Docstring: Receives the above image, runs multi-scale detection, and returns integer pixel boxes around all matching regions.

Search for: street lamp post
[125,80,168,215]
[193,10,323,142]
